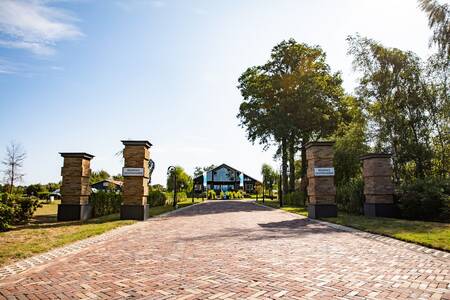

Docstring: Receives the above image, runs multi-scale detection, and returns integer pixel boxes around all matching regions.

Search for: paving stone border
[0,201,205,281]
[254,201,450,261]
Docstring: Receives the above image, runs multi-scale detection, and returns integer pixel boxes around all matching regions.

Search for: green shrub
[37,191,50,200]
[0,202,14,231]
[284,191,306,207]
[13,196,41,223]
[219,191,225,199]
[336,178,364,214]
[207,190,216,199]
[0,193,41,230]
[398,178,450,222]
[89,191,122,217]
[165,192,187,205]
[148,190,168,207]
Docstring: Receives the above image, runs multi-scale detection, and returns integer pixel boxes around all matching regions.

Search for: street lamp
[167,166,177,209]
[279,163,283,207]
[262,174,265,204]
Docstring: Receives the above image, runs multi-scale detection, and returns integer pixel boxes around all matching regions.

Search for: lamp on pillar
[305,141,337,218]
[120,140,152,221]
[167,166,177,209]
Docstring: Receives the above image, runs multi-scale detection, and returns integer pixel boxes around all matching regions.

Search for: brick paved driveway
[1,201,449,299]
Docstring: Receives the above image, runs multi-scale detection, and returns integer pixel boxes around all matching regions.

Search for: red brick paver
[1,201,449,299]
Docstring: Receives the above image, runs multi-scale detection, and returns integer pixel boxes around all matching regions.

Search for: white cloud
[0,0,82,56]
[0,58,16,74]
[115,0,165,12]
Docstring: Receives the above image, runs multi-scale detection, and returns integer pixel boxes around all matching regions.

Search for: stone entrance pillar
[58,153,94,221]
[121,140,152,220]
[361,154,396,217]
[306,141,337,218]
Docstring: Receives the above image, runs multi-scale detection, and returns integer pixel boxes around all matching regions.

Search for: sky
[0,0,439,186]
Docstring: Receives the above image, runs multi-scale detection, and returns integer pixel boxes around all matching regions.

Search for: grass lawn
[256,200,450,252]
[323,213,450,252]
[0,198,204,267]
[148,198,204,217]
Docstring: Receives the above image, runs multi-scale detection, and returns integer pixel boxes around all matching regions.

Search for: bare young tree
[2,142,26,193]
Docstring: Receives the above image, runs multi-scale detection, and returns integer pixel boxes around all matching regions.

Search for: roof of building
[194,163,260,183]
[91,179,124,186]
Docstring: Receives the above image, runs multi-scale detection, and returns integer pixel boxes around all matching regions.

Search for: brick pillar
[58,153,94,221]
[120,140,152,220]
[361,153,396,217]
[306,141,337,218]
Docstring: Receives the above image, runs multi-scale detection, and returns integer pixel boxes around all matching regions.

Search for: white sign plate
[122,167,144,176]
[314,167,335,176]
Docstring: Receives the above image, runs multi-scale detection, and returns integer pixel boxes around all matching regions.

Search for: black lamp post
[279,163,283,207]
[167,166,177,209]
[262,175,265,204]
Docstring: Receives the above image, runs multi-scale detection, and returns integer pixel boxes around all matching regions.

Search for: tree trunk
[281,137,288,197]
[288,137,296,193]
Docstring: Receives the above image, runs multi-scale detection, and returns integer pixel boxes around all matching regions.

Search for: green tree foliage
[261,163,277,197]
[90,170,110,184]
[418,0,450,58]
[238,39,344,195]
[166,166,193,192]
[112,174,124,181]
[333,95,370,185]
[348,35,448,182]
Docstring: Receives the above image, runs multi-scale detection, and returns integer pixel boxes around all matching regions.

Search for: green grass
[149,198,204,217]
[256,201,450,252]
[0,198,204,267]
[0,213,136,267]
[323,213,450,252]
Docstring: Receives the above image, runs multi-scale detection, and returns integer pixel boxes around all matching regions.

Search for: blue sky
[0,0,436,186]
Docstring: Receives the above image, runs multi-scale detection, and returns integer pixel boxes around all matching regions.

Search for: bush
[0,202,14,231]
[37,191,50,200]
[336,178,364,214]
[89,191,122,217]
[0,193,41,230]
[284,191,306,207]
[236,191,243,199]
[219,191,225,199]
[398,178,450,222]
[148,190,168,207]
[207,190,216,199]
[13,196,41,223]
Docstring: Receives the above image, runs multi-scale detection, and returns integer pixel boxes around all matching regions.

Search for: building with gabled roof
[193,163,260,194]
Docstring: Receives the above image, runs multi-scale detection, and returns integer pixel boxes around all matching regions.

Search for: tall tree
[167,166,193,192]
[348,35,440,181]
[261,163,278,198]
[333,95,370,185]
[90,170,110,184]
[418,0,450,57]
[238,39,343,196]
[2,142,26,194]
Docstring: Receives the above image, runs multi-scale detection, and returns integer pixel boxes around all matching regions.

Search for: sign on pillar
[361,153,396,217]
[120,140,152,220]
[305,141,337,218]
[58,152,94,221]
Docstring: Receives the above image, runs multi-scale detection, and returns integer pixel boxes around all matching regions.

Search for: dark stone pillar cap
[360,153,391,161]
[305,141,335,149]
[59,152,94,160]
[121,140,153,148]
